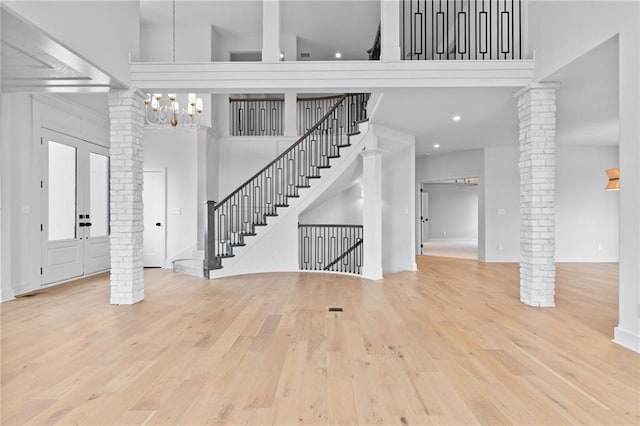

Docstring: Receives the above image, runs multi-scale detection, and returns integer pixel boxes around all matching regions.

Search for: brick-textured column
[515,83,559,307]
[108,89,146,305]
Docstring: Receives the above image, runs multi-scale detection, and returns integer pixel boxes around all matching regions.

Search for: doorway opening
[420,177,479,260]
[41,130,110,285]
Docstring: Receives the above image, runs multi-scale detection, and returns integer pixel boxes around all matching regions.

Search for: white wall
[212,34,263,62]
[140,23,212,62]
[529,0,640,351]
[423,183,478,240]
[299,160,363,225]
[481,146,520,262]
[217,136,297,197]
[556,146,619,262]
[143,129,198,266]
[5,1,139,85]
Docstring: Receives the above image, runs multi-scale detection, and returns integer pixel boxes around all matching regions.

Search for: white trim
[1,288,16,302]
[130,60,536,92]
[613,327,640,353]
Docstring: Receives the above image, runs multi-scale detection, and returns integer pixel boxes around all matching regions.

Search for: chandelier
[142,0,204,131]
[144,93,204,131]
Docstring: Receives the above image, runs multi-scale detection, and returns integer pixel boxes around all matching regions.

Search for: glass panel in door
[48,141,77,241]
[89,153,109,237]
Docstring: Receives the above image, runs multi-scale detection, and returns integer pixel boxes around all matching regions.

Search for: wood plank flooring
[1,257,638,425]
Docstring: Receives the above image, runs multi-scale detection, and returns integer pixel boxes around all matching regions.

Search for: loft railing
[297,94,367,135]
[204,93,369,273]
[367,23,381,60]
[401,0,522,60]
[299,224,363,275]
[229,97,284,136]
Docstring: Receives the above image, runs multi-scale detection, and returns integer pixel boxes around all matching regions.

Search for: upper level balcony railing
[229,97,284,136]
[401,0,522,60]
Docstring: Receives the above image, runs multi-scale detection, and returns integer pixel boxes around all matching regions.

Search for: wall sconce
[605,168,619,191]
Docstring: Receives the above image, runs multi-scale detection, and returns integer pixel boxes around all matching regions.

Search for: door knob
[155,222,161,227]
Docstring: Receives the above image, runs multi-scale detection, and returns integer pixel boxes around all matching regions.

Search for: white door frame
[41,129,110,284]
[143,168,167,267]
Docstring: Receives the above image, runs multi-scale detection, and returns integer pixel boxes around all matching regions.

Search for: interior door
[143,169,166,267]
[421,189,429,242]
[42,130,110,284]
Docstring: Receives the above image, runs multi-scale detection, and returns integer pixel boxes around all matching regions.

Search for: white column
[284,90,297,137]
[361,148,383,280]
[262,0,281,63]
[614,20,640,352]
[108,89,146,305]
[381,0,401,61]
[515,83,559,308]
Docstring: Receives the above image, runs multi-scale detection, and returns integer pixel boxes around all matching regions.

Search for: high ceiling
[2,1,618,157]
[140,0,379,61]
[372,36,619,157]
[1,6,116,92]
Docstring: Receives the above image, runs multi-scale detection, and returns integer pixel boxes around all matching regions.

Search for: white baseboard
[613,327,640,353]
[482,256,519,263]
[1,288,15,302]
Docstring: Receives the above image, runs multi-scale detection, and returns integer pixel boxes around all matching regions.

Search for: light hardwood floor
[1,257,638,425]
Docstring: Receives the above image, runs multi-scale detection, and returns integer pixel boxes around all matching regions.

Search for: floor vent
[328,307,343,312]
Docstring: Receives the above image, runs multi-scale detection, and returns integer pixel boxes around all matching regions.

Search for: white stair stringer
[208,121,370,279]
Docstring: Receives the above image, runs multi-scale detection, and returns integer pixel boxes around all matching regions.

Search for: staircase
[174,93,370,278]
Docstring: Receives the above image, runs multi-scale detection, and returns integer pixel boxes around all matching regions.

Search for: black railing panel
[230,97,284,136]
[401,0,522,60]
[299,224,363,275]
[297,94,368,135]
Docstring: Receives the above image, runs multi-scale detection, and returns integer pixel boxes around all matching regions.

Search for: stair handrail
[323,238,363,271]
[215,93,351,208]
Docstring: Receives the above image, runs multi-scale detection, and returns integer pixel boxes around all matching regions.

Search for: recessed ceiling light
[335,52,342,59]
[452,115,461,121]
[433,144,440,148]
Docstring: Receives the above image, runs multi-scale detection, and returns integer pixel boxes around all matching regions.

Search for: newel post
[203,200,217,272]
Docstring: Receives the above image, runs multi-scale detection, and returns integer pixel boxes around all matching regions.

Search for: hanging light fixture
[605,168,620,191]
[143,0,204,131]
[144,93,204,130]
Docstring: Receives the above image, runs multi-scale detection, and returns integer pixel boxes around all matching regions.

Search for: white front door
[143,169,166,267]
[41,130,110,284]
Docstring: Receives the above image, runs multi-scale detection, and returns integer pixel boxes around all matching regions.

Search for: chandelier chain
[172,0,176,62]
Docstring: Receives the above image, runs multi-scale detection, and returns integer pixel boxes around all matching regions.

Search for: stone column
[515,83,559,307]
[108,89,146,305]
[262,0,281,63]
[381,0,401,61]
[361,146,383,280]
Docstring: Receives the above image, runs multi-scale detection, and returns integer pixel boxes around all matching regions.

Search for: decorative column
[361,146,383,280]
[108,89,146,305]
[262,0,281,62]
[515,83,559,307]
[380,0,401,61]
[284,90,297,137]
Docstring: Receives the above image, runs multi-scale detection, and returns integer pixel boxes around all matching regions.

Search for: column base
[362,266,383,281]
[613,326,640,353]
[520,293,555,308]
[110,292,144,305]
